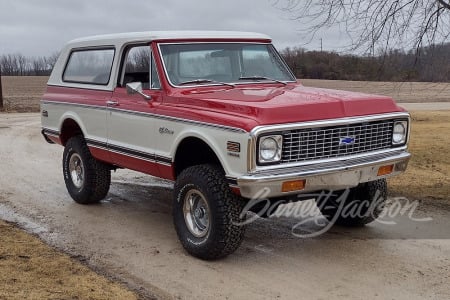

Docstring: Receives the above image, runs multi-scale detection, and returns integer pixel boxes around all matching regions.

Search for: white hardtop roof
[48,31,273,90]
[67,31,272,47]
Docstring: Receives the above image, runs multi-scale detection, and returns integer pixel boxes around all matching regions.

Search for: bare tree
[45,52,59,71]
[1,54,18,75]
[17,54,28,76]
[273,0,450,54]
[0,52,59,76]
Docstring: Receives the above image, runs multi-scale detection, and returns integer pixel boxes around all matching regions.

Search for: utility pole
[320,38,323,52]
[0,67,3,110]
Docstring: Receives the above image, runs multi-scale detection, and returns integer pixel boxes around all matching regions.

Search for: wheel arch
[58,113,87,146]
[173,134,227,178]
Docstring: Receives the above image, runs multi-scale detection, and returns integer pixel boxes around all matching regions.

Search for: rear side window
[63,49,115,85]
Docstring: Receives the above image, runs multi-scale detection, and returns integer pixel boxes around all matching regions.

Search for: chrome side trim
[41,100,108,111]
[41,129,57,144]
[41,100,247,133]
[42,127,60,137]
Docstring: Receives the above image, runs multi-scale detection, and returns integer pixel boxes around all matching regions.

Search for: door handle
[106,100,119,107]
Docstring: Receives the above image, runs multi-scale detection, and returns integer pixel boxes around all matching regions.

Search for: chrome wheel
[183,189,210,238]
[69,153,84,189]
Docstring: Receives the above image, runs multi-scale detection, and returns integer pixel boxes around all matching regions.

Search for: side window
[122,46,160,89]
[63,49,114,85]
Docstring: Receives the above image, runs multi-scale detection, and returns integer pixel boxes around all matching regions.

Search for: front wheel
[63,135,111,204]
[173,164,246,260]
[316,179,387,227]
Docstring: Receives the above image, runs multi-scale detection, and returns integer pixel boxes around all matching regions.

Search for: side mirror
[126,82,152,101]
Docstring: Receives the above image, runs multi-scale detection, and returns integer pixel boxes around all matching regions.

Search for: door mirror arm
[126,82,152,101]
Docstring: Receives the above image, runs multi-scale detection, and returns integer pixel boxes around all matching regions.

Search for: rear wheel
[316,179,387,227]
[63,135,111,204]
[173,164,246,260]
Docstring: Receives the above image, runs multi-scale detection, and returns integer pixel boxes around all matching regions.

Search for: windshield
[159,43,295,86]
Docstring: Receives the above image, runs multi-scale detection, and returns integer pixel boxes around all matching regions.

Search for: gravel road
[0,112,449,300]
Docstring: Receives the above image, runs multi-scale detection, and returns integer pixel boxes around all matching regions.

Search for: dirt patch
[0,220,140,300]
[388,110,450,201]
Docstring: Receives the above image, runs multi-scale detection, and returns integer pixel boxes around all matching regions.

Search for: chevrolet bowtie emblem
[339,136,356,146]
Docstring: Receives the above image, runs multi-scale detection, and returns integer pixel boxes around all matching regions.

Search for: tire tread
[63,135,111,204]
[173,164,246,260]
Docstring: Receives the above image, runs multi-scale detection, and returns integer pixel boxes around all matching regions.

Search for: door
[107,44,163,177]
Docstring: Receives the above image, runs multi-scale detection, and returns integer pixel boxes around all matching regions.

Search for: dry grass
[0,220,139,300]
[1,76,47,112]
[388,110,450,201]
[302,79,450,103]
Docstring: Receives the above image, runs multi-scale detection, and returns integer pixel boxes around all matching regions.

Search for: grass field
[0,76,448,299]
[1,76,47,112]
[388,110,449,201]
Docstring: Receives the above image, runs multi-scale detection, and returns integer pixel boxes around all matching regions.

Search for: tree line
[280,43,450,82]
[1,43,449,82]
[0,53,58,76]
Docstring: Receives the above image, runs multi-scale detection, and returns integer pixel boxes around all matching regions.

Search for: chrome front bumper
[236,150,411,199]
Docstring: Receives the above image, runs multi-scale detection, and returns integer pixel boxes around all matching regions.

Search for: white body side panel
[41,101,250,179]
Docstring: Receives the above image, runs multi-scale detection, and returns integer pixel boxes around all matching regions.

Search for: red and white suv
[41,31,410,259]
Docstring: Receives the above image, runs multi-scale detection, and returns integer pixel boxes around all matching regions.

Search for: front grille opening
[281,120,395,163]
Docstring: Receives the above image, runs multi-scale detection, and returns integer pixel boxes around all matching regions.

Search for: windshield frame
[157,42,296,88]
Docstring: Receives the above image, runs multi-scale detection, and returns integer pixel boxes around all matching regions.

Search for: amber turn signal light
[282,179,306,192]
[377,164,394,176]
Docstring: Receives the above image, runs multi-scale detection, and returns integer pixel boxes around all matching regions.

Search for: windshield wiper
[178,79,235,88]
[238,76,287,85]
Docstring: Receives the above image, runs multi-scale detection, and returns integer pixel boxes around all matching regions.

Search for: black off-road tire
[316,179,387,227]
[63,135,111,204]
[173,164,246,260]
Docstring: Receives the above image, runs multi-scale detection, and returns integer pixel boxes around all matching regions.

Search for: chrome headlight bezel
[258,135,283,164]
[392,120,408,146]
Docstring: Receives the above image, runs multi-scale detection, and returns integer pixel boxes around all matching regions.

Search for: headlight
[259,135,282,163]
[392,121,408,145]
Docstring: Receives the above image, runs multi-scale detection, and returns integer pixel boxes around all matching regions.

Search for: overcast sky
[0,0,351,57]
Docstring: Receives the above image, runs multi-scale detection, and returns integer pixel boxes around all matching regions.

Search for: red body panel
[156,83,404,132]
[44,86,112,106]
[89,147,111,164]
[158,164,175,181]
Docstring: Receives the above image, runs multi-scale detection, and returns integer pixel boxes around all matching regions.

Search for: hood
[166,83,404,131]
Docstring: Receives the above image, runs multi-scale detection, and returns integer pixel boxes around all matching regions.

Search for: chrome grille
[281,120,394,163]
